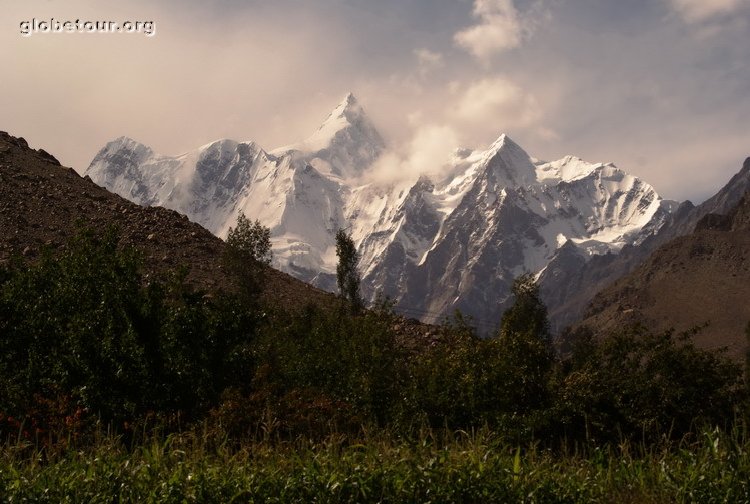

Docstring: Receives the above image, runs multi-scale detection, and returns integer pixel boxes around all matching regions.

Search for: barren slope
[580,193,750,359]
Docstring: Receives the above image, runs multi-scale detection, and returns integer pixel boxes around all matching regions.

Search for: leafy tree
[413,277,558,433]
[224,212,272,301]
[499,273,551,342]
[494,274,555,415]
[412,313,486,428]
[226,212,272,265]
[335,229,362,314]
[236,303,410,437]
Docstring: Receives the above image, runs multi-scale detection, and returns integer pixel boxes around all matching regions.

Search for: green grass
[1,427,749,503]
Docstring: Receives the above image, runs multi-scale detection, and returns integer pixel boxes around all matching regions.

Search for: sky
[2,0,749,202]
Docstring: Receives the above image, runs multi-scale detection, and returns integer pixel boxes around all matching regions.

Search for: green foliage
[411,313,485,428]
[0,227,258,430]
[3,426,750,503]
[411,278,556,435]
[495,274,555,415]
[500,273,551,341]
[554,325,744,444]
[335,229,363,314]
[0,229,746,456]
[223,212,272,303]
[225,212,272,266]
[239,304,411,436]
[409,276,742,445]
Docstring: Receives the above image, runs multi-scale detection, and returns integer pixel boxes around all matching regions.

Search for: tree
[226,212,272,265]
[493,273,555,414]
[335,228,363,314]
[0,226,258,427]
[499,273,551,343]
[224,213,272,301]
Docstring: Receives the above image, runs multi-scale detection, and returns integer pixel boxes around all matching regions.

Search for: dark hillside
[0,131,335,311]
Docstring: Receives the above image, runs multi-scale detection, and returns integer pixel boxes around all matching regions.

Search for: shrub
[0,226,259,431]
[245,304,410,436]
[554,325,744,444]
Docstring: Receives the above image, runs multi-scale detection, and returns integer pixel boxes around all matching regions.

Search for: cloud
[406,124,461,174]
[414,48,445,76]
[361,75,556,186]
[362,124,460,184]
[452,77,554,142]
[1,0,358,172]
[454,0,536,61]
[669,0,747,22]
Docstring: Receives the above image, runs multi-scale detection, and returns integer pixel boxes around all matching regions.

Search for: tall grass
[1,425,749,503]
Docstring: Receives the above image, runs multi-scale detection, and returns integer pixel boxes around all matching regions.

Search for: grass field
[2,426,749,503]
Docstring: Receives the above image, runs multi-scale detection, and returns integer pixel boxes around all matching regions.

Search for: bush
[553,325,744,444]
[412,274,557,437]
[243,303,411,437]
[411,314,484,428]
[0,226,259,432]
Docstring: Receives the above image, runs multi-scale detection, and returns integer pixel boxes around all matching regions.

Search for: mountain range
[85,94,742,332]
[578,162,750,359]
[3,116,749,356]
[543,157,750,331]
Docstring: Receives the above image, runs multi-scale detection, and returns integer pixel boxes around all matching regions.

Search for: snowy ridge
[85,94,676,328]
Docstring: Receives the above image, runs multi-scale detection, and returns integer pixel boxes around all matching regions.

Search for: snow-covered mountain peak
[475,133,539,188]
[96,136,153,159]
[536,155,615,183]
[87,136,155,182]
[274,92,371,152]
[487,133,510,150]
[85,95,678,331]
[194,138,270,166]
[272,92,385,180]
[307,92,382,151]
[326,92,364,124]
[109,135,145,148]
[197,138,239,152]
